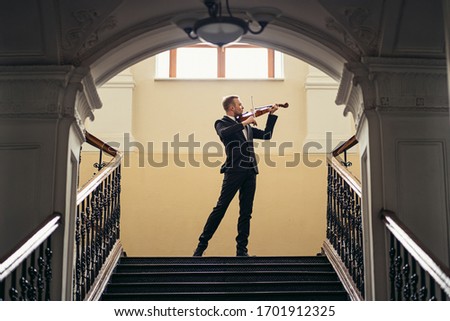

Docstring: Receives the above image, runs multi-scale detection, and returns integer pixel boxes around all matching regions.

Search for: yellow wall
[79,152,359,257]
[81,53,358,257]
[130,55,307,153]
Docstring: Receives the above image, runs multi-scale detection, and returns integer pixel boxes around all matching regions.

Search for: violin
[236,103,289,122]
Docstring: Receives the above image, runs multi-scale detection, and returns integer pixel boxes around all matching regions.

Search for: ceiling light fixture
[174,0,281,47]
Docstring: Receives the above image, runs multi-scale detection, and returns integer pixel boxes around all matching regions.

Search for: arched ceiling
[0,0,445,84]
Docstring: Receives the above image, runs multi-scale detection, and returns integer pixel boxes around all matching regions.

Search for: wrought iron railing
[74,132,123,301]
[382,209,450,300]
[323,136,364,300]
[0,213,61,301]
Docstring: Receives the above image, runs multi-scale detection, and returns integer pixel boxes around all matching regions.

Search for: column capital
[336,57,449,129]
[351,58,447,109]
[0,65,101,132]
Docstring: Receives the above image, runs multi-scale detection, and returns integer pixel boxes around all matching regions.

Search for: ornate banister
[332,135,358,157]
[85,131,117,157]
[0,213,61,300]
[381,209,450,300]
[323,135,364,300]
[74,132,123,301]
[332,135,358,168]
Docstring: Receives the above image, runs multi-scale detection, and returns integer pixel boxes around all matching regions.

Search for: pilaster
[0,65,102,299]
[336,57,450,300]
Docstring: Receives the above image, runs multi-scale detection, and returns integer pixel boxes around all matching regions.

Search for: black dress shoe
[236,249,249,257]
[193,244,207,257]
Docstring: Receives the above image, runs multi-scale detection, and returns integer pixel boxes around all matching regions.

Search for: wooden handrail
[333,135,358,157]
[85,131,117,157]
[381,209,450,297]
[0,213,61,281]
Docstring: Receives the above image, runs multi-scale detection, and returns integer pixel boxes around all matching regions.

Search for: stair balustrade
[323,136,364,300]
[0,213,61,300]
[74,132,123,301]
[382,209,450,300]
[324,135,450,301]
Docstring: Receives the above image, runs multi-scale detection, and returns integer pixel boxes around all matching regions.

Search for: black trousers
[198,170,257,250]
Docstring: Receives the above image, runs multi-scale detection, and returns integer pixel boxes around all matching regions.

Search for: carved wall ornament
[63,9,118,61]
[416,98,425,107]
[326,17,362,55]
[325,6,379,56]
[380,97,389,107]
[63,10,100,51]
[344,7,378,52]
[79,15,118,54]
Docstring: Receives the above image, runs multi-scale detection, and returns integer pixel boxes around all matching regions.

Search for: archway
[2,0,448,301]
[84,17,351,86]
[80,42,356,257]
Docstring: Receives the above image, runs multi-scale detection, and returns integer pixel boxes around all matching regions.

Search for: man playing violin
[193,95,279,257]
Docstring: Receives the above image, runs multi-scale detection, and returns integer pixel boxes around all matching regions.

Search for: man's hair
[222,95,239,111]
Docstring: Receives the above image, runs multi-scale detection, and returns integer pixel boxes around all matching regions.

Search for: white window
[225,47,268,78]
[176,47,217,79]
[155,44,284,79]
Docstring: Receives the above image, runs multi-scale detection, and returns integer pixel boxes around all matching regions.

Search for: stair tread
[115,264,334,273]
[105,281,345,294]
[103,289,348,295]
[120,256,329,263]
[113,270,336,275]
[111,271,340,283]
[121,256,327,258]
[101,290,349,301]
[109,280,343,285]
[118,262,332,266]
[101,255,350,301]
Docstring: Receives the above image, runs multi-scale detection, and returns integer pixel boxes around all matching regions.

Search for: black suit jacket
[214,114,278,174]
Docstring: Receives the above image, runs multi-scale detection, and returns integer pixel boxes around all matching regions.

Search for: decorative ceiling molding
[78,15,118,57]
[60,0,123,64]
[343,7,378,53]
[63,9,101,51]
[63,9,118,64]
[320,0,382,56]
[325,17,363,55]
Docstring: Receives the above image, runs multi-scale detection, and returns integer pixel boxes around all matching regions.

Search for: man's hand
[242,116,257,126]
[269,104,279,114]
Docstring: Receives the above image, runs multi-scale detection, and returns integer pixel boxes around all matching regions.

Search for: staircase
[100,256,350,300]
